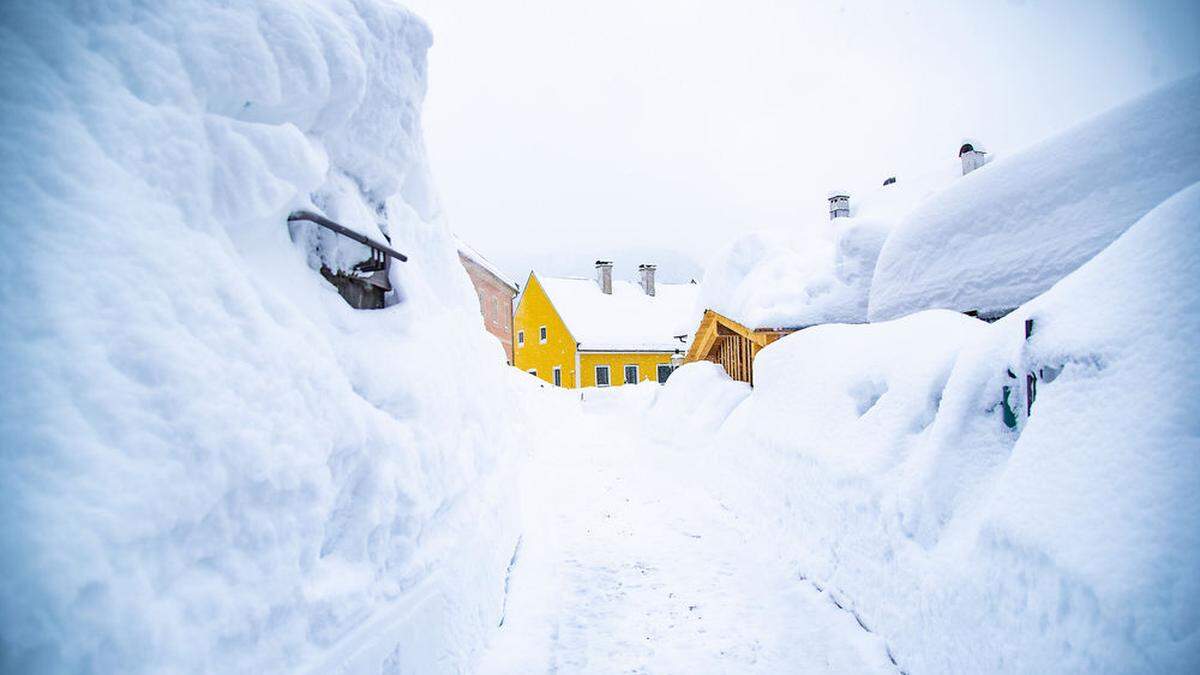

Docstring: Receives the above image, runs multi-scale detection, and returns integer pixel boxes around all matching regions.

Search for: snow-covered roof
[455,236,518,290]
[536,275,698,352]
[696,161,960,331]
[869,74,1200,322]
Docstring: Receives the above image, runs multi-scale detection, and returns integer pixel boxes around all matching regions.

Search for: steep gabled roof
[536,275,698,352]
[685,309,799,361]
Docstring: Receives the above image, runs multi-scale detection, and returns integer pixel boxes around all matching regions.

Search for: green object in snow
[1001,384,1018,429]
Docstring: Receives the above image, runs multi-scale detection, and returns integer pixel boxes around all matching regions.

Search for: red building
[457,241,519,364]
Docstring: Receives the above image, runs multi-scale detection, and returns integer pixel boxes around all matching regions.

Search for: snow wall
[650,183,1200,673]
[0,2,524,672]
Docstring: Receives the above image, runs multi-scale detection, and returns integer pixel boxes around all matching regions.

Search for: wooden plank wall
[712,334,755,384]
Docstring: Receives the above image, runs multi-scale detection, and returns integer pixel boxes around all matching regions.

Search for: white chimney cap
[959,138,986,156]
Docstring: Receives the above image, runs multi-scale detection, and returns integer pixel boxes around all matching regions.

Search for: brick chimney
[827,191,850,220]
[638,263,656,296]
[595,260,613,295]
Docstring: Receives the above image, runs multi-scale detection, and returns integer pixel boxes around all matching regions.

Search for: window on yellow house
[553,367,562,387]
[624,365,638,384]
[595,365,610,387]
[539,326,547,343]
[517,330,524,346]
[657,364,674,383]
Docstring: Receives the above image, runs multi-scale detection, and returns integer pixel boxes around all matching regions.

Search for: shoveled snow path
[476,394,897,674]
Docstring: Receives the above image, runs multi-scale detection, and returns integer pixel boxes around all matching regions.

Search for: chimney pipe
[595,260,613,295]
[828,191,850,220]
[959,140,987,176]
[638,264,656,296]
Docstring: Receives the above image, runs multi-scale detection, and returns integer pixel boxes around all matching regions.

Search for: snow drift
[869,74,1200,321]
[650,181,1200,672]
[0,2,522,672]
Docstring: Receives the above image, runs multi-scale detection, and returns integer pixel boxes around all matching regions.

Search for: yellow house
[513,262,697,388]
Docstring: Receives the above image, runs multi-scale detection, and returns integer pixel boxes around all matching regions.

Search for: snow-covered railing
[287,210,408,262]
[287,209,407,309]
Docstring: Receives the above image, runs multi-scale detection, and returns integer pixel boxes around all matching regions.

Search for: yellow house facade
[513,264,697,388]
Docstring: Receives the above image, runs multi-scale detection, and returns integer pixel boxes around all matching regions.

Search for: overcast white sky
[403,0,1200,284]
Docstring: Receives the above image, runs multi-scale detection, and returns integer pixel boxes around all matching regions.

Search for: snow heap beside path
[0,2,523,673]
[649,182,1200,673]
[870,75,1200,321]
[696,162,959,330]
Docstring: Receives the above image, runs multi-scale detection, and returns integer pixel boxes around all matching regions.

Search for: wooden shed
[683,309,797,385]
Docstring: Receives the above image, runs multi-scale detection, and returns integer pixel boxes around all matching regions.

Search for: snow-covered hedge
[654,183,1200,672]
[0,2,523,672]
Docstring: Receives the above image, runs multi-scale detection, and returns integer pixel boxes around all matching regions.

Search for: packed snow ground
[477,385,897,674]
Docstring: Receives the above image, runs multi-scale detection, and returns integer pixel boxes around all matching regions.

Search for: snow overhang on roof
[869,74,1200,322]
[455,236,518,291]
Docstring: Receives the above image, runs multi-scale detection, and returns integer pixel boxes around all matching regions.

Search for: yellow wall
[513,273,577,387]
[579,352,674,388]
[513,272,679,388]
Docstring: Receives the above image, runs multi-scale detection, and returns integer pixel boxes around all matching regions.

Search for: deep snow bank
[654,183,1200,672]
[870,75,1200,322]
[0,2,522,672]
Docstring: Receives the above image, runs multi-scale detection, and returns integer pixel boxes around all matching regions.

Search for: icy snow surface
[870,74,1200,321]
[635,182,1200,673]
[0,2,524,672]
[535,276,698,351]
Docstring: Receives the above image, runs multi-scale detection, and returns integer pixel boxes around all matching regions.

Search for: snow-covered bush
[0,2,523,672]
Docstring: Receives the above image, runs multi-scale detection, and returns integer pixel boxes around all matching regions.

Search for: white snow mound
[0,2,523,673]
